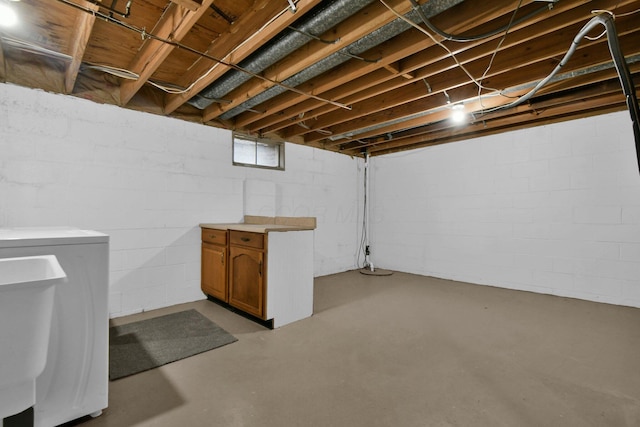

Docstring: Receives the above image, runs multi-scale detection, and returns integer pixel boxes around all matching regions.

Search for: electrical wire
[585,8,640,40]
[585,29,608,41]
[357,153,369,269]
[408,0,551,43]
[82,63,213,95]
[477,0,524,109]
[83,64,139,79]
[53,0,352,111]
[386,0,554,106]
[378,0,502,94]
[616,7,640,17]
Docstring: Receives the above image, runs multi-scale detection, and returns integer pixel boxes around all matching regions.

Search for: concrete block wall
[371,111,640,308]
[0,84,361,317]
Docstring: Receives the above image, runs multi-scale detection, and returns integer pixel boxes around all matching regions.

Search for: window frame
[232,133,285,171]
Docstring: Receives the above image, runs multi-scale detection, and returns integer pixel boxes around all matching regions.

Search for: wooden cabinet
[200,223,314,328]
[201,229,267,319]
[201,229,227,302]
[229,230,264,250]
[229,241,264,318]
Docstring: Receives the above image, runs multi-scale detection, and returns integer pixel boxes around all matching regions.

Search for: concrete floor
[75,271,640,426]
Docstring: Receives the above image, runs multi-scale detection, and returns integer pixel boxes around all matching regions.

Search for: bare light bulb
[451,104,466,123]
[0,3,18,27]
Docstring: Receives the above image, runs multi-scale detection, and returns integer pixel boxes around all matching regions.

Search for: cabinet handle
[221,252,224,264]
[209,234,216,239]
[241,237,251,242]
[259,260,263,276]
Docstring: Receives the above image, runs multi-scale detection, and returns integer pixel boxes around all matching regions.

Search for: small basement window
[233,133,285,170]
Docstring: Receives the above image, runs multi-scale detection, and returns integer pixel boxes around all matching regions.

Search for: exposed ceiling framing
[0,0,638,157]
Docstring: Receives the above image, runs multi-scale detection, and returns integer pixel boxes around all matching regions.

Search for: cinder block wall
[371,111,640,308]
[0,84,362,317]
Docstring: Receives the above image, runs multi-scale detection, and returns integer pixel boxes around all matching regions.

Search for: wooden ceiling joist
[119,0,215,106]
[170,0,202,12]
[64,1,99,94]
[0,37,5,83]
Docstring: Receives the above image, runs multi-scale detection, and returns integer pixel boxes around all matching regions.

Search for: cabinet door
[201,243,227,302]
[229,246,264,319]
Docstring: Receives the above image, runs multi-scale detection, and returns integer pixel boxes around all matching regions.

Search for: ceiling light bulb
[451,104,466,123]
[0,3,18,27]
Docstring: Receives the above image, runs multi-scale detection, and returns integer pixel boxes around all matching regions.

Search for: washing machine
[0,227,109,427]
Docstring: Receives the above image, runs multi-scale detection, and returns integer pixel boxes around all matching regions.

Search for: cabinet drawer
[202,228,227,245]
[230,231,264,250]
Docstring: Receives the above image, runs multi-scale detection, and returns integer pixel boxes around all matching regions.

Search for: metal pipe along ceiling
[218,0,465,121]
[187,0,376,110]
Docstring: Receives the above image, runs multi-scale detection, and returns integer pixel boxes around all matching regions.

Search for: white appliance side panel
[266,230,314,328]
[0,242,109,427]
[0,228,108,247]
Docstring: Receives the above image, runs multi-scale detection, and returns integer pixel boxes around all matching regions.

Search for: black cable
[409,0,553,43]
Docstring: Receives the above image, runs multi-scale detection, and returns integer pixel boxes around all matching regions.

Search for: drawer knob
[209,234,216,239]
[241,237,251,242]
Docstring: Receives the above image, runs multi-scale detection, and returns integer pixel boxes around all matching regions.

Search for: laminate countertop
[200,223,314,233]
[200,216,316,233]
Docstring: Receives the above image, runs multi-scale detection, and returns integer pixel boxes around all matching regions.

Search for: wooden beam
[163,0,324,115]
[0,36,5,83]
[119,0,215,106]
[382,62,415,79]
[64,0,99,94]
[170,0,202,12]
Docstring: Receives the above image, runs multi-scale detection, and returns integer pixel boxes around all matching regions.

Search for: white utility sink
[0,255,66,420]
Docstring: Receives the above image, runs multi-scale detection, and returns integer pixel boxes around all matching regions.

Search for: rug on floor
[109,309,237,380]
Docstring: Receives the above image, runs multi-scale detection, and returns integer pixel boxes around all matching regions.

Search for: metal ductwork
[218,0,465,121]
[187,0,376,110]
